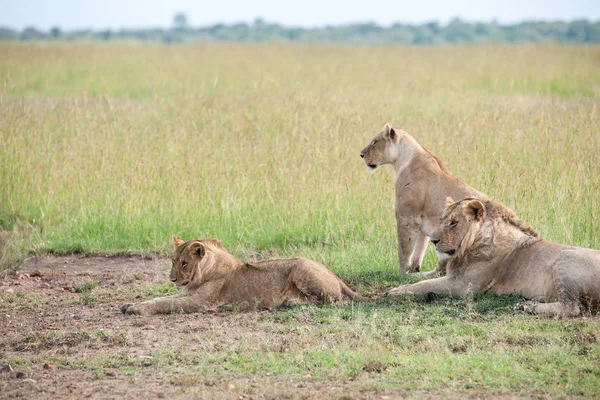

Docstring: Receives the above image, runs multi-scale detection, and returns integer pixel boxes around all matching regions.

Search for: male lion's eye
[449,220,457,228]
[371,141,376,146]
[181,262,187,269]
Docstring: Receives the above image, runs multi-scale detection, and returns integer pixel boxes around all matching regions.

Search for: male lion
[360,123,487,275]
[384,197,600,316]
[121,236,368,315]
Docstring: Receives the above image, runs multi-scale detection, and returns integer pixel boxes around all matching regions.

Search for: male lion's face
[432,198,485,257]
[360,123,401,170]
[169,236,205,289]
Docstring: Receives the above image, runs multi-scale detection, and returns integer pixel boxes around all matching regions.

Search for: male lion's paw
[383,286,407,297]
[121,303,144,315]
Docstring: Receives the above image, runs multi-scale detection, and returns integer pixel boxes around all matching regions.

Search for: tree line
[2,15,599,44]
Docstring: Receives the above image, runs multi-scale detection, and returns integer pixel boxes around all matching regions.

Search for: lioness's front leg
[396,216,421,274]
[412,253,449,278]
[384,276,469,298]
[409,231,429,272]
[121,294,206,315]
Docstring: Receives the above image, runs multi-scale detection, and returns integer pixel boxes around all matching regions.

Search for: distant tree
[173,12,189,31]
[0,27,19,40]
[49,26,62,39]
[566,20,591,42]
[99,29,112,41]
[21,26,45,40]
[442,18,475,43]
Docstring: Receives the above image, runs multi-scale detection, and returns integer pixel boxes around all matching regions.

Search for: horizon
[1,0,599,31]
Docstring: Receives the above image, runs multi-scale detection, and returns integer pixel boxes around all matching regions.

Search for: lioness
[121,236,368,315]
[360,123,487,275]
[384,197,600,316]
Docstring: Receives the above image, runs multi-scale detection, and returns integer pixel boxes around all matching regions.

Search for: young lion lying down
[121,236,368,315]
[384,197,600,316]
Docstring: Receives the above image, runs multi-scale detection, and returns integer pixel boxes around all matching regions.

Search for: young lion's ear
[171,235,185,248]
[445,197,455,208]
[188,242,205,258]
[463,200,485,222]
[382,123,399,142]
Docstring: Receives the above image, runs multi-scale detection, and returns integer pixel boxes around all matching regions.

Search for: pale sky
[1,0,598,31]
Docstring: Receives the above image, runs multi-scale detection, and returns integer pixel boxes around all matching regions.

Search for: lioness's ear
[171,235,185,248]
[463,200,485,222]
[445,197,455,208]
[188,242,205,258]
[382,123,399,142]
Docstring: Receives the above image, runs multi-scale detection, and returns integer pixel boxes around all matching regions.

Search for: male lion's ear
[463,200,485,222]
[382,123,399,142]
[171,235,185,248]
[445,197,455,208]
[188,242,205,258]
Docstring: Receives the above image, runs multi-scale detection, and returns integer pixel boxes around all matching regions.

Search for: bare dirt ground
[0,256,536,399]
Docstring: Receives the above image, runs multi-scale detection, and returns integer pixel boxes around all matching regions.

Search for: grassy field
[1,43,600,397]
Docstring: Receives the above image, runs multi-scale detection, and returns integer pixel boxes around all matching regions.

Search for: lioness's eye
[371,141,376,146]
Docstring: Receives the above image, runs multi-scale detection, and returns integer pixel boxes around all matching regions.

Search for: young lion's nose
[360,152,365,158]
[431,239,440,246]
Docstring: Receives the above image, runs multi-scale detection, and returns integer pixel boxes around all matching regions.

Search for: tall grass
[1,43,599,273]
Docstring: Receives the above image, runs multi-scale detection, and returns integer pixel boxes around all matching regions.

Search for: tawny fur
[121,236,368,315]
[360,123,488,276]
[384,198,600,317]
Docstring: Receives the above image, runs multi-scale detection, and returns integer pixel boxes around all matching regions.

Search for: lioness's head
[431,197,485,258]
[169,235,225,290]
[360,123,405,170]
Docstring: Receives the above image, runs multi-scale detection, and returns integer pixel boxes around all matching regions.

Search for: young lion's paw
[121,303,144,315]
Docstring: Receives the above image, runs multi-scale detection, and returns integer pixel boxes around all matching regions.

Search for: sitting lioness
[384,197,600,316]
[360,123,488,276]
[121,236,368,315]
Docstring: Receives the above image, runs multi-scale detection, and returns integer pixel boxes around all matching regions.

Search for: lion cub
[121,236,368,315]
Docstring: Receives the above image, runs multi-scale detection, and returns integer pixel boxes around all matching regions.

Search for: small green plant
[75,281,99,293]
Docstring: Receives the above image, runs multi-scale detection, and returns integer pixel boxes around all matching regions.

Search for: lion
[360,123,488,276]
[384,197,600,316]
[121,236,368,315]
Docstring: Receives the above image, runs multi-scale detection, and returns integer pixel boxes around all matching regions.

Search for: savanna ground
[0,43,599,398]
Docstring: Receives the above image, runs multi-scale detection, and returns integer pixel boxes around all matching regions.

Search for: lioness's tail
[338,278,371,302]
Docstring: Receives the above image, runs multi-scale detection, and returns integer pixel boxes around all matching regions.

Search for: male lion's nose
[360,152,365,158]
[431,239,440,246]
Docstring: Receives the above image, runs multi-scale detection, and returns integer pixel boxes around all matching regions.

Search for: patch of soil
[0,256,530,399]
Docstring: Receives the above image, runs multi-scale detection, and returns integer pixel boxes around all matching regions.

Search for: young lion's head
[431,197,539,261]
[169,235,226,290]
[360,123,405,170]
